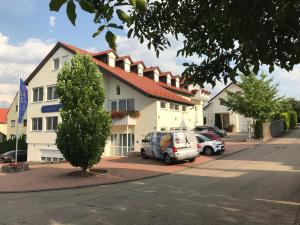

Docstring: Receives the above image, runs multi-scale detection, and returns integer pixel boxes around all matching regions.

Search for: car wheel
[189,157,196,162]
[204,147,214,156]
[141,149,148,159]
[164,154,172,165]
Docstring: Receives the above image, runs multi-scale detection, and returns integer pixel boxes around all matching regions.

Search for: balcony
[112,116,136,126]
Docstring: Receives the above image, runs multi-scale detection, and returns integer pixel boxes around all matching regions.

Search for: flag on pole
[18,79,28,124]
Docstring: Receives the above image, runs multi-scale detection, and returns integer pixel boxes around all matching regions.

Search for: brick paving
[0,141,256,193]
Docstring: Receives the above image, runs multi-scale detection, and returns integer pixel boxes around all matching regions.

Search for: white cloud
[49,16,56,27]
[0,33,54,107]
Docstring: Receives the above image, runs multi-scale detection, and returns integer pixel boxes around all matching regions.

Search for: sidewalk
[0,141,256,193]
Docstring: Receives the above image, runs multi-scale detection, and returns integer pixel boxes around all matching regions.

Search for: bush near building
[280,111,298,130]
[0,135,27,154]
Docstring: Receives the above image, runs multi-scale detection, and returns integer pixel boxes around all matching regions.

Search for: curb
[0,144,257,194]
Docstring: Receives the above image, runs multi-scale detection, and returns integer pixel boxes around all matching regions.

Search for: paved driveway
[0,129,300,225]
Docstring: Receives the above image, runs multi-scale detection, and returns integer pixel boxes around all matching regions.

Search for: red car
[200,131,225,144]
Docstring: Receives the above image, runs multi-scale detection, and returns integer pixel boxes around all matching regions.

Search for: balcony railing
[112,116,136,126]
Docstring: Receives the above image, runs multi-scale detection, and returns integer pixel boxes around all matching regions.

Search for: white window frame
[110,99,135,111]
[169,103,175,110]
[53,58,60,70]
[160,101,167,109]
[10,120,15,127]
[32,87,44,103]
[32,117,43,131]
[47,85,58,101]
[46,116,58,131]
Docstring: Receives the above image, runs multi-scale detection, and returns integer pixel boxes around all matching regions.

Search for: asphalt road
[1,129,300,225]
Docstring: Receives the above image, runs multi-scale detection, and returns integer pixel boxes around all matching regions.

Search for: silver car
[141,131,199,164]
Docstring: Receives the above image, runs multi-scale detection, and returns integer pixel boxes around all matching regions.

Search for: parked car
[196,134,225,155]
[194,125,227,137]
[200,131,224,144]
[141,131,199,164]
[0,150,27,163]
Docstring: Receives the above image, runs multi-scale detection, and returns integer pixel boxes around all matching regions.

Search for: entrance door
[111,133,135,156]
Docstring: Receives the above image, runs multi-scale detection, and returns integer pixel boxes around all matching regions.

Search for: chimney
[93,50,117,67]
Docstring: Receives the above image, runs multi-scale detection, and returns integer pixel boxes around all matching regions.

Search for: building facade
[6,94,27,139]
[204,83,252,133]
[25,42,210,162]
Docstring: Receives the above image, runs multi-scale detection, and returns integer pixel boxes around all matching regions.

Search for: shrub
[0,135,27,155]
[289,111,298,129]
[280,112,291,130]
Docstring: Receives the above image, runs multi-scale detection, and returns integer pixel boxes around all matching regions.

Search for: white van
[141,131,199,164]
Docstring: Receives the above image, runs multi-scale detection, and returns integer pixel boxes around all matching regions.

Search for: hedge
[280,111,298,130]
[289,111,298,129]
[0,135,27,155]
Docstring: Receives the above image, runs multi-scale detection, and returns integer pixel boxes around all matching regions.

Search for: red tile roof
[116,55,133,63]
[131,61,146,68]
[26,42,194,106]
[0,108,8,124]
[144,66,162,73]
[92,49,118,57]
[159,82,194,96]
[160,71,173,77]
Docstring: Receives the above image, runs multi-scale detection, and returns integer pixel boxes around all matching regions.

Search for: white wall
[205,84,252,132]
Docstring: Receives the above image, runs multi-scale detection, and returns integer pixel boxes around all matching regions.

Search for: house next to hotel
[24,42,210,162]
[204,83,252,133]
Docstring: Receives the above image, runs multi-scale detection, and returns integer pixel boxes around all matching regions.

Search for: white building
[204,83,252,133]
[25,42,210,162]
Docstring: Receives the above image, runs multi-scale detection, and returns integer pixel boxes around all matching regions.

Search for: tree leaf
[129,0,136,7]
[127,29,133,38]
[92,25,106,38]
[116,9,131,22]
[79,0,94,13]
[67,0,77,26]
[136,0,147,12]
[105,31,117,50]
[49,0,67,11]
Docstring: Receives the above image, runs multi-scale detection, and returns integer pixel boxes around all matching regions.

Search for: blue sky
[0,0,299,107]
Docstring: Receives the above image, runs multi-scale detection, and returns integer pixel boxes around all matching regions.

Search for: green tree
[49,0,299,86]
[220,73,280,138]
[56,53,111,172]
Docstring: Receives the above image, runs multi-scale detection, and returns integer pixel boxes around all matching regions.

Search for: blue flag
[18,79,28,124]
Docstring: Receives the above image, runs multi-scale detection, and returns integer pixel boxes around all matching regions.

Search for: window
[33,87,43,102]
[10,120,15,127]
[127,99,135,111]
[169,103,175,110]
[175,104,179,110]
[62,55,69,65]
[182,105,187,111]
[161,127,167,131]
[46,117,58,131]
[15,105,18,112]
[160,101,166,109]
[23,119,27,127]
[53,58,59,70]
[32,117,43,131]
[47,86,58,100]
[111,101,117,111]
[116,85,120,95]
[119,99,127,111]
[110,99,135,111]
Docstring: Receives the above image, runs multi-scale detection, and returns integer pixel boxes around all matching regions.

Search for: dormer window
[124,61,131,72]
[138,65,143,76]
[167,75,171,86]
[108,53,116,67]
[154,70,159,82]
[53,58,59,70]
[175,78,180,88]
[116,85,120,95]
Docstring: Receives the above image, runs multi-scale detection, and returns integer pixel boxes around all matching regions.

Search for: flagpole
[15,75,21,163]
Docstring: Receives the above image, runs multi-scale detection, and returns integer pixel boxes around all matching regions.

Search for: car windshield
[3,151,15,156]
[197,134,211,142]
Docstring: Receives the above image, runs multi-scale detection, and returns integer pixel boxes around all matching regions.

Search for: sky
[0,0,299,108]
